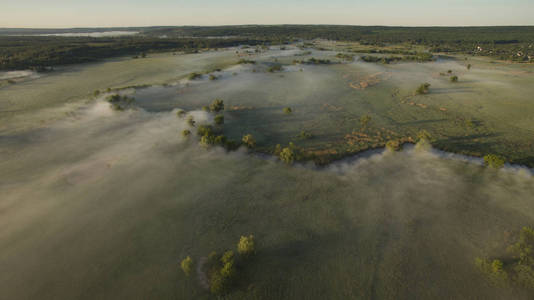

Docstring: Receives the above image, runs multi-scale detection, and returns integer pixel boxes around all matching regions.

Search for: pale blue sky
[0,0,532,28]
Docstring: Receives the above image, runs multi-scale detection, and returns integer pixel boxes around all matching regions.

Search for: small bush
[197,125,214,137]
[386,140,402,152]
[209,74,218,80]
[237,235,256,256]
[450,75,459,82]
[221,250,235,265]
[483,154,505,169]
[237,59,256,64]
[283,107,292,114]
[267,64,283,72]
[202,106,210,112]
[182,130,191,137]
[467,64,472,70]
[210,99,225,112]
[186,116,196,127]
[299,131,313,139]
[180,256,194,276]
[360,114,371,130]
[176,110,186,118]
[188,72,203,80]
[242,134,256,148]
[279,147,296,164]
[214,114,224,125]
[415,83,431,95]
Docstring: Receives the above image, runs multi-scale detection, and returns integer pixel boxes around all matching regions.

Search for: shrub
[483,154,505,169]
[176,110,186,118]
[242,134,256,148]
[210,99,225,112]
[197,125,214,137]
[221,250,235,265]
[202,106,210,112]
[214,114,224,125]
[187,116,196,127]
[299,131,313,139]
[283,107,292,114]
[237,59,256,64]
[237,235,255,256]
[415,83,431,95]
[200,135,215,147]
[279,147,296,164]
[467,64,472,70]
[180,256,193,276]
[210,272,227,295]
[220,260,236,279]
[182,130,191,137]
[386,140,402,152]
[450,75,459,82]
[105,94,135,111]
[214,135,227,145]
[508,227,534,266]
[267,64,283,72]
[188,72,203,80]
[475,257,508,286]
[209,74,218,80]
[360,114,371,130]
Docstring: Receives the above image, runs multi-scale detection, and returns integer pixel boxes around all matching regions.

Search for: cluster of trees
[475,227,534,289]
[360,53,434,64]
[294,57,332,65]
[0,35,267,71]
[273,142,303,165]
[105,94,135,111]
[180,235,256,295]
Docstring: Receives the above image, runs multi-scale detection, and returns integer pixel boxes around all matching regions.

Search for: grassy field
[1,43,534,299]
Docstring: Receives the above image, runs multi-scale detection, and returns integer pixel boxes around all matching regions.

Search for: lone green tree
[450,75,459,82]
[242,134,256,148]
[237,235,256,256]
[279,147,296,164]
[283,107,292,114]
[210,99,225,112]
[416,83,431,95]
[181,256,194,276]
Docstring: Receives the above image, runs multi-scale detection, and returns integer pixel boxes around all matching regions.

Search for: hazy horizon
[1,0,533,28]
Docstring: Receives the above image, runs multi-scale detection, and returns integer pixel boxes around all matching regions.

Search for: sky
[0,0,533,28]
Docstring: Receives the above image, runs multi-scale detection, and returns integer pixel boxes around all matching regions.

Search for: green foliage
[202,105,210,112]
[360,114,371,130]
[209,99,225,112]
[386,140,402,152]
[415,130,432,150]
[279,147,296,165]
[467,64,472,70]
[474,258,508,286]
[214,135,227,145]
[483,154,505,169]
[298,131,313,140]
[283,107,292,114]
[221,250,235,265]
[197,125,214,137]
[210,272,227,295]
[237,59,256,64]
[188,72,203,80]
[181,130,191,138]
[176,110,186,118]
[209,74,218,80]
[450,75,459,82]
[242,134,256,148]
[509,227,534,266]
[360,53,434,64]
[105,94,135,111]
[186,116,196,127]
[180,256,193,276]
[267,64,283,72]
[237,235,256,256]
[415,83,431,95]
[336,53,355,61]
[214,114,224,125]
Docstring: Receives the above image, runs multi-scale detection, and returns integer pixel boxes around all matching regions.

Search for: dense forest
[1,25,533,70]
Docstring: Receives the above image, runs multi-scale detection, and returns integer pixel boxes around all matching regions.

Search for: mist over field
[1,31,534,299]
[1,97,534,299]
